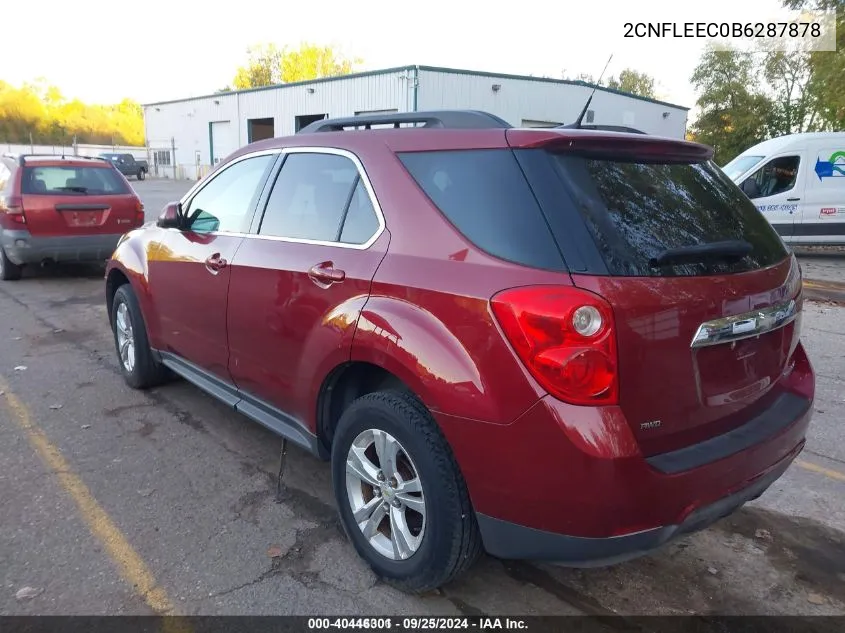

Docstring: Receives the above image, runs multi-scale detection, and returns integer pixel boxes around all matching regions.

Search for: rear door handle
[308,261,346,285]
[204,253,228,274]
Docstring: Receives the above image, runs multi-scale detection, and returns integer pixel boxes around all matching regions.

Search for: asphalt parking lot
[1,178,844,616]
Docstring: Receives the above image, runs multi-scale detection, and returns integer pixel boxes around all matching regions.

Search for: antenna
[564,54,613,129]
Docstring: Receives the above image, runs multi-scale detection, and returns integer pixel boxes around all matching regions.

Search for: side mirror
[156,202,181,228]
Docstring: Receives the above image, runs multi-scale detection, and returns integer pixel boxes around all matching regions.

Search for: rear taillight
[134,198,145,225]
[491,285,618,406]
[0,195,26,228]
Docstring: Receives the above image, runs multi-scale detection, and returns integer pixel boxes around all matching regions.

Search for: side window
[741,155,800,199]
[259,152,361,242]
[340,180,380,244]
[186,154,274,233]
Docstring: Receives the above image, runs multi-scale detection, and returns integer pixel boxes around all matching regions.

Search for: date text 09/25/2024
[307,618,528,630]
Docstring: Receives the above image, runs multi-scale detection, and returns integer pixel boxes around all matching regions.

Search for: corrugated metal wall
[416,69,688,138]
[145,71,411,179]
[145,67,689,179]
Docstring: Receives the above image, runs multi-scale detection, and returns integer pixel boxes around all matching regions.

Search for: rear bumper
[1,229,121,265]
[436,343,814,565]
[476,442,798,565]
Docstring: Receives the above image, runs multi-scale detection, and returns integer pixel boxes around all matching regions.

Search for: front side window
[740,155,800,199]
[186,154,275,233]
[259,152,378,244]
[722,154,764,180]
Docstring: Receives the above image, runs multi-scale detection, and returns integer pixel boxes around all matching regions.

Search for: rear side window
[398,150,566,271]
[549,155,788,277]
[21,165,130,195]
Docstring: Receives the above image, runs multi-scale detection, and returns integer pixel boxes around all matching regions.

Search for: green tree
[781,0,845,130]
[690,48,775,163]
[605,69,657,98]
[232,42,362,89]
[563,68,658,99]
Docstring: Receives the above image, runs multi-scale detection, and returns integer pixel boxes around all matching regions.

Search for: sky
[1,0,802,111]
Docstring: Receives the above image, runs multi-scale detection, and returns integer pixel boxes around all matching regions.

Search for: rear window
[549,154,788,277]
[398,149,566,271]
[21,165,130,195]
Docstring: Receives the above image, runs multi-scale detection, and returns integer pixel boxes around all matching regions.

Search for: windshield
[549,154,788,277]
[722,155,765,181]
[22,165,131,195]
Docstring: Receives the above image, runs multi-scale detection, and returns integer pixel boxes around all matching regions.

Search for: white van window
[740,156,800,199]
[723,155,764,180]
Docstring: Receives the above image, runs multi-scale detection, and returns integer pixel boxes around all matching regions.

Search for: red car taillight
[491,285,618,406]
[0,195,26,228]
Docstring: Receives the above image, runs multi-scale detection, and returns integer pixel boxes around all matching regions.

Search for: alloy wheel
[345,429,427,561]
[115,302,136,373]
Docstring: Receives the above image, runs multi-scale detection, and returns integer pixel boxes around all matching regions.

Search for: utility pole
[29,131,34,153]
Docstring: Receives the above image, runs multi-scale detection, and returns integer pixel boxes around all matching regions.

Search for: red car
[0,154,144,280]
[104,111,814,592]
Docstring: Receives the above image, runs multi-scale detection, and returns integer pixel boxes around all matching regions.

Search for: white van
[722,132,845,244]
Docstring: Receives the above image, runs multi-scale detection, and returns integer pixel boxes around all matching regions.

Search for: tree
[605,69,657,98]
[232,42,362,89]
[0,79,145,146]
[690,48,775,164]
[781,0,845,130]
[763,49,819,134]
[563,68,658,98]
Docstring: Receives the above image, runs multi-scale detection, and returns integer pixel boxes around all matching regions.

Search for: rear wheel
[137,169,146,181]
[0,247,22,281]
[331,391,481,593]
[111,284,167,389]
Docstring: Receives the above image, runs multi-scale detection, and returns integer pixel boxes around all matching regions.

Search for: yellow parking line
[0,376,175,615]
[796,459,845,483]
[804,279,845,291]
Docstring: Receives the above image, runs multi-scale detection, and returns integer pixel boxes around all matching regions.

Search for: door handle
[308,261,346,285]
[204,253,228,274]
[786,197,801,201]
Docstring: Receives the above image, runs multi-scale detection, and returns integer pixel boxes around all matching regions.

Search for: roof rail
[298,110,513,133]
[556,123,647,134]
[16,154,109,166]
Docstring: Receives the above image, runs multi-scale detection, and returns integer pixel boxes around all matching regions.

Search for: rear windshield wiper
[56,186,89,193]
[649,240,753,267]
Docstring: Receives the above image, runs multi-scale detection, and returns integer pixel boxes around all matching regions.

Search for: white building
[143,65,690,180]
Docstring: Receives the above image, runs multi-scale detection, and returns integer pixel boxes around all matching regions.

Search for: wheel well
[317,362,412,456]
[105,268,130,323]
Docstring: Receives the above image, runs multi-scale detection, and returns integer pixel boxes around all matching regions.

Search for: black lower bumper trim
[476,451,796,567]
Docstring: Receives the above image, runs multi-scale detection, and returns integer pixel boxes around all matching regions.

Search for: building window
[154,150,172,166]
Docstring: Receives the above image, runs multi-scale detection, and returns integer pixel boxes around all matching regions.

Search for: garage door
[210,121,234,166]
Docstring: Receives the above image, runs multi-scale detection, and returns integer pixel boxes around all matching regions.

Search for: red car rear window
[21,165,130,195]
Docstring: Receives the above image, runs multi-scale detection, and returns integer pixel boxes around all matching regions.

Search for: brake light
[0,195,26,228]
[491,285,618,406]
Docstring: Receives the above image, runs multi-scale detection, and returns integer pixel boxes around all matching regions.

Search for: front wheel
[331,391,481,593]
[111,284,167,389]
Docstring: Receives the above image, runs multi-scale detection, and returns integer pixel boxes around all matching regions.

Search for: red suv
[104,111,814,592]
[0,154,144,280]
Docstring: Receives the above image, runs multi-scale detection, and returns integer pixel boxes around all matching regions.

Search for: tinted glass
[398,149,566,271]
[21,165,130,195]
[741,155,800,199]
[260,153,358,241]
[187,154,274,233]
[340,180,380,244]
[550,154,788,277]
[722,154,764,180]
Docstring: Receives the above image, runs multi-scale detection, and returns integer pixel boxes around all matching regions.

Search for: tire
[137,169,146,181]
[0,247,22,281]
[111,284,167,389]
[332,390,482,593]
